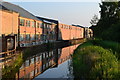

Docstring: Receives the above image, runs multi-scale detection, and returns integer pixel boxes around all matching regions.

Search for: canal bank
[72,40,120,79]
[1,38,85,79]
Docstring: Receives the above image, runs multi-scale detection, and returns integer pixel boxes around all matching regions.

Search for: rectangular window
[40,35,44,41]
[20,19,25,26]
[25,60,29,67]
[69,26,71,29]
[31,34,35,40]
[26,20,27,27]
[44,24,47,28]
[37,23,39,28]
[28,21,30,27]
[40,23,43,28]
[26,20,30,27]
[47,24,49,29]
[36,34,39,40]
[26,34,30,41]
[32,21,35,27]
[20,34,24,41]
[31,58,34,64]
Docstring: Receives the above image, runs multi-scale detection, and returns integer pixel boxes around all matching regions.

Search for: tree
[91,0,120,39]
[90,14,99,26]
[99,1,120,26]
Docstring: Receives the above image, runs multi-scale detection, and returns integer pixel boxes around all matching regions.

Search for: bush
[2,53,23,79]
[90,40,120,59]
[73,46,119,79]
[101,22,120,42]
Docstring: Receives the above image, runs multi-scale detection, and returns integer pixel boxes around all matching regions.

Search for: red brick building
[0,1,85,50]
[58,23,84,40]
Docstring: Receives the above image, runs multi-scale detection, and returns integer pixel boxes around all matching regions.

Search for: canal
[17,44,80,80]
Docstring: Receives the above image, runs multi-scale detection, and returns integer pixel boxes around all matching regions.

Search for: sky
[3,0,101,27]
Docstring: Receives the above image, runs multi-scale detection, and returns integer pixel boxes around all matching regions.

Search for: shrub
[73,46,119,79]
[2,53,23,79]
[90,40,120,59]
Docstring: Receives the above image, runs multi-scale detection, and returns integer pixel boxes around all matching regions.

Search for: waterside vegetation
[73,40,120,79]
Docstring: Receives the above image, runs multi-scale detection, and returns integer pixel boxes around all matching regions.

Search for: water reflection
[17,44,79,79]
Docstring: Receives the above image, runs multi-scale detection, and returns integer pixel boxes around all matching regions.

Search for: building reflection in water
[17,44,79,80]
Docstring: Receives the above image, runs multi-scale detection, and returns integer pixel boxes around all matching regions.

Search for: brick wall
[58,23,84,40]
[0,10,19,35]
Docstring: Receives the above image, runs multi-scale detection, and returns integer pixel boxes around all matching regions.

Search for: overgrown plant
[2,53,23,79]
[73,42,119,79]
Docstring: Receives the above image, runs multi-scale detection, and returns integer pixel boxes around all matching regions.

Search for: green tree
[91,1,120,39]
[90,14,99,26]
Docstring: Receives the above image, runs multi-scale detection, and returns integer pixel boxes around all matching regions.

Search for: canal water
[18,44,80,80]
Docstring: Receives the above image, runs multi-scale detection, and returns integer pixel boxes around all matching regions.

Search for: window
[47,24,49,29]
[36,34,39,40]
[20,34,24,41]
[25,60,29,67]
[26,20,30,27]
[32,21,35,27]
[40,23,43,28]
[31,58,34,64]
[44,24,47,28]
[26,34,30,41]
[37,23,39,28]
[69,26,71,29]
[31,34,35,40]
[20,19,25,26]
[66,26,68,29]
[36,56,39,62]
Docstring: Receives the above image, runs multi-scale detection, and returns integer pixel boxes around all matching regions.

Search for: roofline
[37,16,58,24]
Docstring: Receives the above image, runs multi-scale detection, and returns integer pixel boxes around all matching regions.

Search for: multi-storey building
[1,2,43,48]
[0,1,85,52]
[37,17,59,43]
[58,23,84,40]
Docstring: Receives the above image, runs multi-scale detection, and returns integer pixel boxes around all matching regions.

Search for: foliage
[73,45,119,79]
[90,39,120,59]
[90,1,120,41]
[90,14,99,26]
[101,22,120,42]
[2,53,23,79]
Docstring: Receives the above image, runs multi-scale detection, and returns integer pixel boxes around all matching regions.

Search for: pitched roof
[72,24,85,28]
[37,16,58,24]
[0,4,9,10]
[0,1,42,21]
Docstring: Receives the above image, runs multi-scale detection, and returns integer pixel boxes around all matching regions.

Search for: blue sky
[3,0,101,27]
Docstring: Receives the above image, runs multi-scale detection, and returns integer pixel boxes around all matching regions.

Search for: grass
[90,40,120,59]
[73,40,120,79]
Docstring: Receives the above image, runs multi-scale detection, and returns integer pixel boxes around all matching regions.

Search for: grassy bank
[73,40,120,79]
